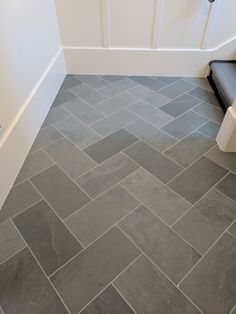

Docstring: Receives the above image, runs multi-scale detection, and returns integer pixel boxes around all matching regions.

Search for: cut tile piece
[84,129,138,164]
[119,206,200,283]
[90,109,138,137]
[206,146,236,173]
[193,102,224,123]
[162,111,208,140]
[0,181,41,223]
[70,84,107,105]
[121,168,190,225]
[157,76,181,84]
[129,85,170,107]
[30,126,63,153]
[216,172,236,201]
[94,92,137,114]
[124,141,183,183]
[60,75,82,91]
[125,119,177,152]
[165,131,216,167]
[0,248,68,314]
[128,101,174,127]
[54,116,101,149]
[13,200,82,275]
[159,94,201,117]
[76,75,109,89]
[198,120,220,139]
[51,90,77,108]
[31,165,90,219]
[129,76,167,91]
[180,233,236,314]
[80,285,134,314]
[188,86,219,106]
[0,220,25,264]
[42,106,69,128]
[184,77,212,91]
[158,80,195,99]
[102,75,126,83]
[173,189,236,254]
[76,153,139,198]
[65,185,139,246]
[15,150,54,184]
[44,138,96,179]
[114,255,200,314]
[62,98,104,125]
[50,227,140,314]
[99,78,136,97]
[169,157,228,204]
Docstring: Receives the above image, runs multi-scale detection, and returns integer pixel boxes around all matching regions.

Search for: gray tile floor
[0,75,236,314]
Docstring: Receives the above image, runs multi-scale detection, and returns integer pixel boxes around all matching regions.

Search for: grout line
[229,304,236,314]
[227,230,236,239]
[0,245,26,267]
[181,78,213,92]
[29,135,66,155]
[211,184,236,203]
[111,283,138,314]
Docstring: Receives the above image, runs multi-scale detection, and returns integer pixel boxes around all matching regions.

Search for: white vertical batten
[152,0,164,49]
[201,0,221,50]
[102,0,110,48]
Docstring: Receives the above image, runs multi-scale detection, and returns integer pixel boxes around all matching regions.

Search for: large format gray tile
[0,248,68,314]
[76,153,139,198]
[65,185,139,246]
[99,78,137,97]
[90,109,138,137]
[193,102,224,123]
[157,76,181,84]
[54,116,101,149]
[188,86,219,106]
[31,165,90,219]
[94,92,137,114]
[70,84,107,105]
[129,76,167,91]
[42,106,70,128]
[84,129,139,164]
[0,220,25,264]
[169,157,228,204]
[0,180,42,223]
[216,172,236,201]
[62,98,104,125]
[60,75,82,91]
[125,119,177,152]
[44,138,96,179]
[128,100,174,127]
[197,120,220,139]
[76,75,109,89]
[162,111,208,140]
[114,255,200,314]
[51,90,77,108]
[129,85,170,107]
[30,126,63,153]
[102,75,126,83]
[165,131,216,167]
[80,285,134,314]
[15,150,54,184]
[121,168,190,225]
[159,94,201,117]
[206,146,236,173]
[158,80,195,99]
[13,200,82,275]
[50,227,140,314]
[119,206,200,283]
[180,233,236,314]
[173,189,236,254]
[184,77,212,91]
[124,141,183,183]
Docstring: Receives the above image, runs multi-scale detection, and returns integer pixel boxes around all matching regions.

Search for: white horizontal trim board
[0,49,66,209]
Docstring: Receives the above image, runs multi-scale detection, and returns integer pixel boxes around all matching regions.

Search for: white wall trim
[101,0,110,48]
[0,49,66,209]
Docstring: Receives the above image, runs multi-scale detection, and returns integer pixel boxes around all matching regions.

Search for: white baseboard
[0,49,66,209]
[64,37,236,77]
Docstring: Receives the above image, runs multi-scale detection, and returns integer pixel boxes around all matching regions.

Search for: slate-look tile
[31,165,90,219]
[129,76,167,91]
[184,77,212,91]
[114,255,200,314]
[169,157,228,204]
[206,146,236,173]
[42,106,69,128]
[198,120,220,139]
[0,180,41,223]
[180,233,236,314]
[193,102,224,123]
[124,141,183,183]
[121,168,190,225]
[228,222,236,237]
[0,220,25,264]
[44,138,96,179]
[51,90,77,108]
[157,76,181,84]
[102,75,126,82]
[99,78,136,97]
[30,126,63,153]
[13,200,82,275]
[76,75,109,89]
[216,172,236,201]
[84,129,139,164]
[119,206,200,284]
[188,86,219,106]
[158,80,195,99]
[51,227,140,314]
[76,153,139,198]
[129,85,170,107]
[70,84,107,105]
[60,75,82,91]
[0,248,68,314]
[65,185,139,246]
[80,285,134,314]
[164,131,216,167]
[173,189,236,253]
[15,150,54,184]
